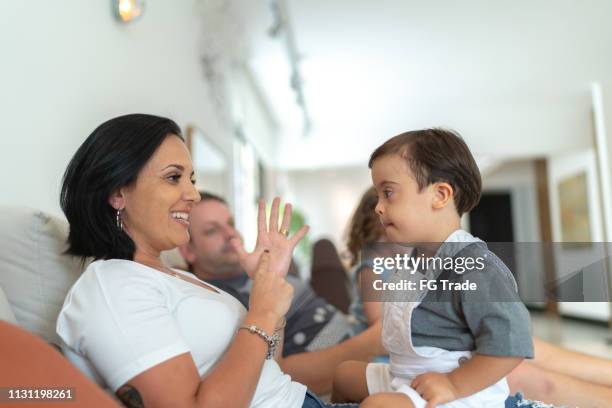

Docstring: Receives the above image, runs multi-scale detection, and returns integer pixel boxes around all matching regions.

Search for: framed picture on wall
[557,171,592,244]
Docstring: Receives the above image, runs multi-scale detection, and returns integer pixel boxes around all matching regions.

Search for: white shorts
[366,363,508,408]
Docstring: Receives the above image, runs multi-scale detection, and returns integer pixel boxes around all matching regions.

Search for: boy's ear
[108,189,126,210]
[431,182,454,210]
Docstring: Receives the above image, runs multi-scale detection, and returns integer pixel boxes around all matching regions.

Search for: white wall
[0,1,232,216]
[281,166,372,258]
[591,83,612,323]
[227,65,279,165]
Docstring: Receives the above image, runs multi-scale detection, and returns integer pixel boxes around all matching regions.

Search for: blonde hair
[346,187,384,267]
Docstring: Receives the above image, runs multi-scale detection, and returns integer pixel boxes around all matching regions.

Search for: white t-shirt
[56,259,306,407]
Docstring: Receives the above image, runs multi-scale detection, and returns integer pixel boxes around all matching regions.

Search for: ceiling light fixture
[269,0,312,136]
[114,0,145,23]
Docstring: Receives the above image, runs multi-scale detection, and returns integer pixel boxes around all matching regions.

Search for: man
[179,192,384,394]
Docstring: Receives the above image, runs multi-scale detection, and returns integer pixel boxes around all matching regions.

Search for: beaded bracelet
[238,325,281,360]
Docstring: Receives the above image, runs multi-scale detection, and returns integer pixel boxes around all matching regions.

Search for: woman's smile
[171,211,191,227]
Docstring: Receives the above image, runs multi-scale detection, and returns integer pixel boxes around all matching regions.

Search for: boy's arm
[411,354,522,407]
[448,354,522,397]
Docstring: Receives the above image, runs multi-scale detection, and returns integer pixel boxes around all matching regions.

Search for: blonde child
[345,186,386,335]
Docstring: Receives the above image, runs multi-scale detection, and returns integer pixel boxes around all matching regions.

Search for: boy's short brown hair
[368,128,482,215]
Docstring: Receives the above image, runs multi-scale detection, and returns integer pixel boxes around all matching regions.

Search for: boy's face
[371,154,435,243]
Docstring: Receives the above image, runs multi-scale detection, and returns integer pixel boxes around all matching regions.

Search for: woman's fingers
[411,376,423,394]
[289,225,310,246]
[254,251,271,279]
[257,199,267,236]
[269,197,280,233]
[279,203,292,234]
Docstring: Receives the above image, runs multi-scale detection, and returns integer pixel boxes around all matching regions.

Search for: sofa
[0,206,186,406]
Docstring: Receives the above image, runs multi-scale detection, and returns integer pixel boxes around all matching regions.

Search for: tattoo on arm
[116,384,145,408]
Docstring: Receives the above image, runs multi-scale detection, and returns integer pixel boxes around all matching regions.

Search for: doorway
[469,192,516,277]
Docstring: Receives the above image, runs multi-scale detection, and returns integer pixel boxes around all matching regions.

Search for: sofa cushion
[0,284,17,324]
[0,321,122,407]
[0,207,84,343]
[161,247,189,270]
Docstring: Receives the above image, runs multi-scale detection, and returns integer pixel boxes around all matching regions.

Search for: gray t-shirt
[411,242,534,358]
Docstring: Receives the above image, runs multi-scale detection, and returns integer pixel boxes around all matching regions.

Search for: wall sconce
[114,0,145,23]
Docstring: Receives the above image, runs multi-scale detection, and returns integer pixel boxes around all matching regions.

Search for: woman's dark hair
[346,187,384,267]
[368,128,482,215]
[60,113,182,261]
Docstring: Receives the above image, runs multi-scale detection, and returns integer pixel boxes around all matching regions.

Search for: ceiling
[238,0,612,170]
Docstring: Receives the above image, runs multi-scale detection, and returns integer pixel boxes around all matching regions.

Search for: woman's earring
[116,209,123,231]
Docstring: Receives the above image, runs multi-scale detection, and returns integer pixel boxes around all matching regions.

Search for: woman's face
[118,135,200,256]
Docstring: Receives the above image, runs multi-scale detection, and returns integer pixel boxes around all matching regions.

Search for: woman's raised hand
[248,251,294,325]
[230,197,309,278]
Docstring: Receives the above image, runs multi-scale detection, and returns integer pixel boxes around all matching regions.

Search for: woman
[341,186,612,408]
[56,114,357,408]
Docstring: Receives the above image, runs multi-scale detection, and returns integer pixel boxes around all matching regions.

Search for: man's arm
[278,320,383,395]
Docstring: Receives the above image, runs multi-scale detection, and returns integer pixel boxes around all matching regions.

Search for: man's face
[182,199,242,278]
